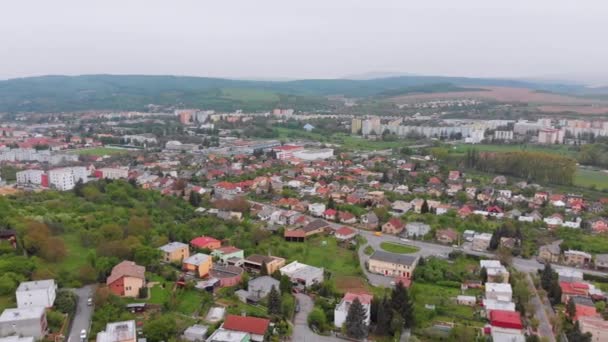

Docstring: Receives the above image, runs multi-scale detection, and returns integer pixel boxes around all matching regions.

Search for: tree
[307,308,327,331]
[189,191,201,207]
[268,285,282,316]
[480,267,488,284]
[143,314,178,342]
[55,290,77,314]
[327,197,335,210]
[260,261,269,275]
[540,263,553,291]
[375,296,392,335]
[390,281,414,328]
[566,297,577,321]
[566,321,592,342]
[279,275,293,294]
[420,200,429,214]
[345,298,368,339]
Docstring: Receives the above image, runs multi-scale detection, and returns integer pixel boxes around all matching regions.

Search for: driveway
[68,285,96,342]
[293,293,342,342]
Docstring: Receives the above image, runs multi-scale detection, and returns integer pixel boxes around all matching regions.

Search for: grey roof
[0,307,45,322]
[16,279,55,292]
[184,253,210,266]
[370,250,418,266]
[158,241,188,253]
[303,219,329,233]
[248,275,279,288]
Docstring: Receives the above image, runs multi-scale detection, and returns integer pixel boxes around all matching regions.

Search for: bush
[436,280,461,288]
[55,290,78,315]
[138,286,148,299]
[308,308,327,332]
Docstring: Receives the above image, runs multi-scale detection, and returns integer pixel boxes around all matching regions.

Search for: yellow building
[368,251,419,278]
[183,253,212,278]
[244,254,286,274]
[159,242,190,263]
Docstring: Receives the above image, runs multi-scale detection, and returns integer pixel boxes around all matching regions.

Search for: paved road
[525,274,555,342]
[68,285,96,342]
[293,293,342,342]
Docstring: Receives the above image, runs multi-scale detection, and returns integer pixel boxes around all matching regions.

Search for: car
[400,238,410,242]
[374,232,382,237]
[80,329,87,340]
[87,297,93,306]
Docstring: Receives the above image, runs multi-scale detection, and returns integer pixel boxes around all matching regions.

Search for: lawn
[174,289,209,315]
[379,242,420,254]
[251,235,363,277]
[450,143,576,156]
[574,168,608,190]
[68,147,128,156]
[273,128,412,151]
[36,233,91,286]
[148,283,171,305]
[0,295,15,312]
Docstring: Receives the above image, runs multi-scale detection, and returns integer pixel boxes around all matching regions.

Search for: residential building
[158,242,190,263]
[182,324,208,342]
[436,229,458,244]
[579,316,608,342]
[94,168,129,180]
[334,292,372,328]
[183,253,213,278]
[472,233,492,252]
[0,336,34,342]
[280,261,324,287]
[361,212,379,230]
[107,261,146,297]
[557,269,583,283]
[308,203,326,217]
[368,251,419,278]
[493,130,514,141]
[48,166,88,191]
[247,276,280,300]
[96,320,137,342]
[480,260,510,283]
[382,218,405,235]
[335,226,357,241]
[243,255,285,274]
[211,246,244,264]
[209,266,244,288]
[538,243,560,263]
[538,128,564,144]
[483,299,516,313]
[564,250,592,267]
[206,328,249,342]
[0,307,47,339]
[16,170,45,186]
[221,315,269,342]
[191,236,222,250]
[405,222,431,238]
[15,279,57,309]
[595,254,608,270]
[486,283,513,302]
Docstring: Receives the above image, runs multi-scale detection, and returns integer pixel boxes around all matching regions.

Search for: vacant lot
[387,86,608,105]
[574,168,608,190]
[380,242,420,254]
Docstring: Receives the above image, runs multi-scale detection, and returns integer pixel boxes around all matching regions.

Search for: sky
[1,0,607,82]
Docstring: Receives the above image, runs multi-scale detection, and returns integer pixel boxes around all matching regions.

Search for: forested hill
[0,74,586,113]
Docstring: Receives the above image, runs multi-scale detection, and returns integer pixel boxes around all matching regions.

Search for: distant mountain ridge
[0,74,597,113]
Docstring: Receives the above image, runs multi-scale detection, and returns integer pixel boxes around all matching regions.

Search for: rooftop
[158,241,188,253]
[0,306,45,322]
[222,315,270,336]
[16,279,55,292]
[370,250,418,266]
[184,253,210,266]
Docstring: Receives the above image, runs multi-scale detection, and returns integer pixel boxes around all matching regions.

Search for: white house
[16,279,57,309]
[334,292,372,328]
[485,283,513,302]
[0,307,47,339]
[279,261,324,287]
[308,203,326,217]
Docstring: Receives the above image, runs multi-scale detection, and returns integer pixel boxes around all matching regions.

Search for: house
[579,316,608,342]
[211,246,244,264]
[222,315,270,342]
[361,212,379,230]
[489,310,522,330]
[0,307,47,339]
[107,261,146,297]
[538,242,561,263]
[595,254,608,270]
[456,295,476,306]
[308,203,326,217]
[209,266,244,288]
[247,276,280,301]
[557,269,584,283]
[191,236,221,250]
[463,230,476,242]
[480,260,510,283]
[280,261,324,287]
[485,283,513,302]
[206,328,249,342]
[334,292,373,328]
[183,253,213,278]
[564,250,592,267]
[338,211,357,224]
[96,320,137,342]
[335,226,357,241]
[382,218,405,235]
[323,209,337,221]
[436,229,458,244]
[243,255,286,274]
[15,279,57,309]
[301,219,329,237]
[182,324,209,342]
[390,201,411,216]
[560,282,590,303]
[159,242,190,263]
[490,327,525,342]
[405,222,431,238]
[368,251,419,278]
[472,233,492,252]
[569,296,598,321]
[483,299,516,313]
[590,218,608,234]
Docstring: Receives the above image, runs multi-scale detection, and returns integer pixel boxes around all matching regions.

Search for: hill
[0,74,595,113]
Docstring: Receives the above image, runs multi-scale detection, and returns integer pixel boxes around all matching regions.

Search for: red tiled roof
[284,229,306,238]
[343,292,373,305]
[489,310,523,330]
[336,226,356,236]
[106,260,145,285]
[215,246,242,254]
[191,236,220,248]
[223,315,270,335]
[560,282,589,296]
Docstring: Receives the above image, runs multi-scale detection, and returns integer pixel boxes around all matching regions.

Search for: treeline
[465,149,576,185]
[578,143,608,168]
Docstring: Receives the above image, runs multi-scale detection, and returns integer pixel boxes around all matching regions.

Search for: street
[292,293,342,342]
[525,274,555,342]
[68,285,96,342]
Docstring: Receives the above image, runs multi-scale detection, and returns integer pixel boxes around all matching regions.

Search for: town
[0,101,607,342]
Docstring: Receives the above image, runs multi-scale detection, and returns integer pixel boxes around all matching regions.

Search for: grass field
[574,168,608,190]
[252,235,363,277]
[450,143,575,156]
[379,242,420,254]
[274,128,411,150]
[37,233,91,286]
[221,88,280,103]
[68,147,128,156]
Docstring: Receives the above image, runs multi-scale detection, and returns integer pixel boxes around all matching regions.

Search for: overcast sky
[1,0,607,81]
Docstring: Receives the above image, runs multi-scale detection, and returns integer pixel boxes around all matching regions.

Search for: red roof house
[335,226,357,241]
[222,315,270,338]
[324,208,337,220]
[190,236,221,250]
[489,310,523,330]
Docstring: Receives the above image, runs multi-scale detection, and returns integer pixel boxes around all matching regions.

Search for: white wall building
[334,293,372,328]
[48,166,88,191]
[16,170,45,185]
[279,261,324,287]
[485,283,513,302]
[97,167,129,180]
[16,279,57,309]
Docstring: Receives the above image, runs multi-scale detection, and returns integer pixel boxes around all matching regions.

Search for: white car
[400,238,410,242]
[80,329,87,340]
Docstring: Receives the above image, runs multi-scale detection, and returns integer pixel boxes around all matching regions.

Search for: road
[525,274,555,342]
[292,293,342,342]
[68,285,96,342]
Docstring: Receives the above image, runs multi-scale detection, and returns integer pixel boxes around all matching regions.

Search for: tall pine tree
[375,296,392,335]
[267,285,282,315]
[345,298,368,339]
[391,281,414,328]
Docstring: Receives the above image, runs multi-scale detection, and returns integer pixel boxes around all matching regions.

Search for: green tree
[268,285,282,315]
[307,308,327,331]
[375,296,392,335]
[566,297,577,321]
[54,290,78,315]
[391,281,414,328]
[143,314,178,342]
[345,298,368,339]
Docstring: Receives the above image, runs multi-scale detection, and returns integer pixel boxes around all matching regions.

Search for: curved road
[293,293,342,342]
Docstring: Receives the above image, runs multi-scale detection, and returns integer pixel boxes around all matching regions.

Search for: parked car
[87,297,93,306]
[80,329,87,341]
